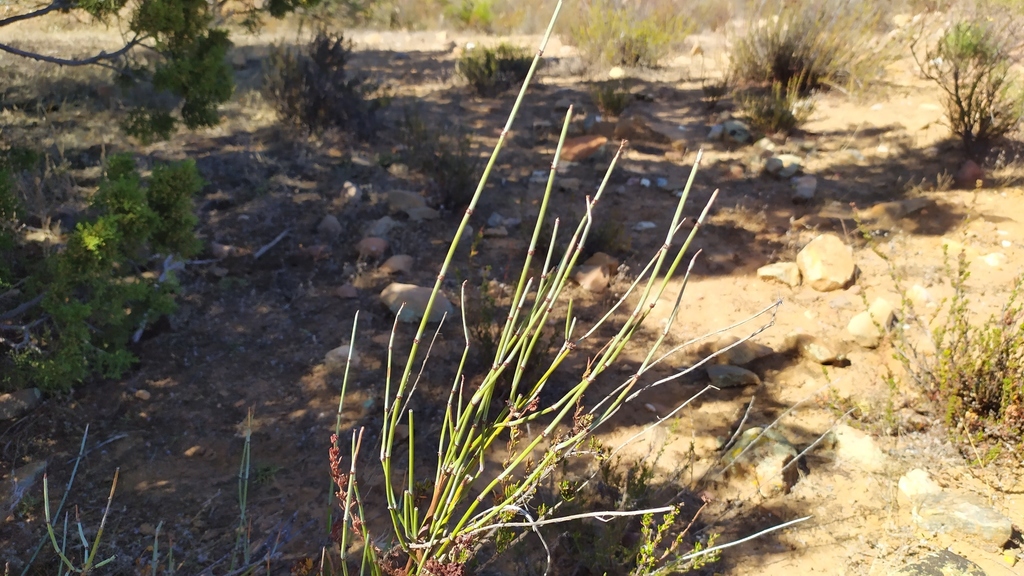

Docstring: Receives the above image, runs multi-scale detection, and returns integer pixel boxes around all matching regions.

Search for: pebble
[317,215,342,240]
[608,66,625,79]
[134,389,152,401]
[356,237,388,259]
[380,254,414,274]
[380,283,455,323]
[633,221,657,232]
[706,365,761,388]
[791,175,817,203]
[334,284,359,299]
[342,181,361,200]
[756,262,801,287]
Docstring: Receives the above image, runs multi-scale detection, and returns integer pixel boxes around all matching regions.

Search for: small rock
[796,233,856,292]
[765,154,803,178]
[356,237,388,259]
[367,216,399,238]
[832,424,888,472]
[722,119,751,144]
[134,389,152,401]
[608,66,625,79]
[907,284,934,308]
[558,177,582,192]
[0,388,42,421]
[981,252,1006,268]
[954,159,984,189]
[783,330,842,364]
[573,265,611,293]
[898,469,943,501]
[892,550,985,576]
[757,262,801,287]
[210,242,246,259]
[707,124,725,141]
[380,283,455,323]
[561,135,609,162]
[633,221,657,232]
[640,178,651,188]
[324,345,360,373]
[334,284,359,299]
[183,445,206,457]
[386,190,428,213]
[584,252,620,275]
[754,137,775,151]
[387,163,410,178]
[720,427,798,495]
[342,181,361,200]
[483,226,508,238]
[380,254,414,275]
[702,335,774,366]
[707,365,761,388]
[405,206,440,222]
[914,492,1013,548]
[317,215,342,241]
[791,175,817,203]
[847,298,896,348]
[487,212,507,227]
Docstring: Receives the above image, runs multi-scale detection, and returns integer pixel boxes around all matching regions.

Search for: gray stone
[324,345,360,373]
[356,237,388,259]
[783,330,842,364]
[796,233,855,292]
[892,550,985,576]
[0,388,42,421]
[317,215,342,240]
[723,120,751,144]
[380,283,455,323]
[702,335,774,366]
[367,216,399,238]
[633,221,657,232]
[386,190,428,213]
[342,181,361,201]
[380,254,414,275]
[487,212,506,228]
[791,175,817,203]
[757,262,802,287]
[765,154,803,178]
[914,492,1013,548]
[707,124,724,141]
[483,226,508,238]
[721,427,798,495]
[405,206,440,222]
[707,365,761,388]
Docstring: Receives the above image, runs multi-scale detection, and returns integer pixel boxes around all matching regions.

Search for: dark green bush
[1,154,203,392]
[456,43,533,97]
[399,112,480,209]
[737,77,815,134]
[592,82,633,116]
[914,18,1024,158]
[264,32,384,139]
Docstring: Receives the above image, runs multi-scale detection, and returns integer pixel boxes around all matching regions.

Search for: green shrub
[593,82,633,116]
[737,76,815,134]
[569,0,689,68]
[913,18,1024,158]
[1,154,203,392]
[731,0,894,94]
[263,32,384,139]
[456,43,533,97]
[444,0,495,30]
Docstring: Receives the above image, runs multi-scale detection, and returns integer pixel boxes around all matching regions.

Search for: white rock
[796,233,855,292]
[633,221,657,232]
[833,424,889,472]
[573,264,611,293]
[791,175,817,202]
[324,345,360,372]
[757,262,801,287]
[380,283,455,323]
[898,468,942,501]
[608,66,625,79]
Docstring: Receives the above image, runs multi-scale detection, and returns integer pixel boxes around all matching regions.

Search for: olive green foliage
[1,154,203,392]
[732,0,894,94]
[456,43,533,97]
[0,0,317,140]
[445,0,495,30]
[914,17,1024,158]
[926,255,1024,450]
[569,0,689,68]
[592,82,633,116]
[264,32,384,139]
[737,76,815,134]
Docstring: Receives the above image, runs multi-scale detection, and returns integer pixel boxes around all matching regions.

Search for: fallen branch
[0,293,44,322]
[253,229,289,260]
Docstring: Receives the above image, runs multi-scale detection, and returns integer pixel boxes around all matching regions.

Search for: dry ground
[1,16,1024,576]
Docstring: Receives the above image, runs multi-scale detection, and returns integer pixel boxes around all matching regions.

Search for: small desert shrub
[700,73,732,110]
[732,0,895,93]
[593,82,633,116]
[913,17,1024,158]
[445,0,495,30]
[891,251,1024,455]
[568,0,690,68]
[1,154,203,392]
[263,31,384,139]
[737,77,815,134]
[456,43,533,96]
[399,112,480,209]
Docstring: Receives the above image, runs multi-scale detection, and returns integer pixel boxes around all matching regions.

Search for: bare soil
[2,21,1024,576]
